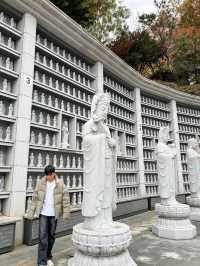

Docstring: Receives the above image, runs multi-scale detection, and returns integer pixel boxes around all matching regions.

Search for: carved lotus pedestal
[187,196,200,221]
[68,222,137,266]
[152,203,197,240]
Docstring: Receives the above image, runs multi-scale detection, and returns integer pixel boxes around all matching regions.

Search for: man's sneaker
[47,260,54,266]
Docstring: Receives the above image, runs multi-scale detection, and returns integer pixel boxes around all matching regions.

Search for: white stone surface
[186,138,200,221]
[69,91,137,265]
[152,127,197,240]
[152,203,196,240]
[69,222,136,266]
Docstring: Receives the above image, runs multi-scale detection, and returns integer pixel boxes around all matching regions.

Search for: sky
[123,0,156,30]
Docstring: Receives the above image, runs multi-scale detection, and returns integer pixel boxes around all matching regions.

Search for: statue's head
[158,126,169,144]
[91,93,110,122]
[188,138,198,150]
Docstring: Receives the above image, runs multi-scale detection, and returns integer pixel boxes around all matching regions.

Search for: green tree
[51,0,91,26]
[171,0,200,84]
[127,31,164,74]
[51,0,130,43]
[110,30,164,75]
[139,0,180,66]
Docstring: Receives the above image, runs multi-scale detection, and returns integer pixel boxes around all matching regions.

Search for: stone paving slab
[1,211,200,266]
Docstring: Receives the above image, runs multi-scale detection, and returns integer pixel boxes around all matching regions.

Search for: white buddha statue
[187,138,200,199]
[81,93,117,230]
[156,126,178,205]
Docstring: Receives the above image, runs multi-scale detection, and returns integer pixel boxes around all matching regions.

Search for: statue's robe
[81,119,116,217]
[156,142,176,199]
[187,148,200,194]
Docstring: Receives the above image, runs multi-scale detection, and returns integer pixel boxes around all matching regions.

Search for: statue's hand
[108,138,116,148]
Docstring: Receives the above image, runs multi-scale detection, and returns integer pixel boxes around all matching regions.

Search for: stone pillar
[92,61,104,93]
[7,13,36,244]
[170,100,184,194]
[135,88,145,197]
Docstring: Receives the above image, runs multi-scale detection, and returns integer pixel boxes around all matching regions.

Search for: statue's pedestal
[152,203,196,240]
[187,196,200,221]
[68,222,137,266]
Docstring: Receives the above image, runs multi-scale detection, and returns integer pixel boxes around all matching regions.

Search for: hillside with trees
[51,0,200,96]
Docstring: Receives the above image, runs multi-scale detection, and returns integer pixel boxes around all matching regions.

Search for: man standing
[26,165,70,266]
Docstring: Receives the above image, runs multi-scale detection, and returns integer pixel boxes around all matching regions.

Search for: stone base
[68,249,136,266]
[190,207,200,221]
[152,217,196,240]
[68,222,137,266]
[152,203,196,240]
[187,196,200,221]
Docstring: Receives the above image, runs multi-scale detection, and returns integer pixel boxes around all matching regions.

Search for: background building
[0,0,200,252]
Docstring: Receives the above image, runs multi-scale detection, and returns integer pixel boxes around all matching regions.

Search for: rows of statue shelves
[25,173,139,212]
[177,104,200,192]
[178,114,200,125]
[30,129,57,148]
[26,186,140,212]
[36,33,93,76]
[141,105,170,120]
[117,173,138,186]
[0,98,14,116]
[26,191,83,212]
[143,150,155,160]
[26,174,83,194]
[142,116,169,128]
[117,158,136,171]
[33,84,92,108]
[31,108,58,129]
[103,74,137,181]
[107,116,134,133]
[26,173,139,198]
[0,77,14,94]
[141,95,169,111]
[0,10,18,31]
[145,173,158,184]
[28,151,83,170]
[110,103,134,120]
[0,30,16,49]
[0,30,20,60]
[0,7,21,216]
[0,146,10,167]
[179,133,197,143]
[143,138,155,149]
[144,161,157,172]
[104,87,134,110]
[145,185,158,196]
[35,50,93,90]
[103,75,134,99]
[0,55,15,72]
[126,134,135,146]
[29,150,136,172]
[179,124,200,134]
[177,105,200,117]
[33,81,92,117]
[142,127,159,139]
[117,187,138,201]
[0,124,12,142]
[142,94,171,192]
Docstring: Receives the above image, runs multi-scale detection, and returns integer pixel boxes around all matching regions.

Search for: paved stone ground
[1,211,200,266]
